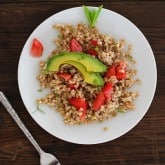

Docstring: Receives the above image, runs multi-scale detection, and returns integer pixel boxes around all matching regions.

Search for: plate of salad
[18,6,157,144]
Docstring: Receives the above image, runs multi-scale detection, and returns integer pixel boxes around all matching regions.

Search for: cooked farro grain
[36,23,140,125]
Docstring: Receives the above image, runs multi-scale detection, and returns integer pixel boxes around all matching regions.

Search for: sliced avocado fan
[45,52,107,86]
[64,61,104,86]
[46,52,107,73]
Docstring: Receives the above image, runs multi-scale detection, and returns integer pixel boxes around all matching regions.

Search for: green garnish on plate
[83,5,103,28]
[36,103,45,113]
[116,108,126,113]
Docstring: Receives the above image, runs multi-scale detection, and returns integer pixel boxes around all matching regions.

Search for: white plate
[18,7,157,144]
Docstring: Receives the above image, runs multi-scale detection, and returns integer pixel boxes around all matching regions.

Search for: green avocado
[64,61,104,86]
[46,52,107,72]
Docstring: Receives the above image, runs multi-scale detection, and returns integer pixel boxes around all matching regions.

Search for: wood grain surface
[0,1,164,165]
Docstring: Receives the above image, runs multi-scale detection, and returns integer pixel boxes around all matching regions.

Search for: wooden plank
[0,1,165,165]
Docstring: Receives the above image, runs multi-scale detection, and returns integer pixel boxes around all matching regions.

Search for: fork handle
[0,91,44,155]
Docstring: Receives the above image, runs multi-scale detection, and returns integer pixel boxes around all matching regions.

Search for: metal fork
[0,91,61,165]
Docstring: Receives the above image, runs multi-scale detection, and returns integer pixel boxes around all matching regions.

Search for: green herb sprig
[83,5,103,28]
[37,89,42,92]
[36,103,45,113]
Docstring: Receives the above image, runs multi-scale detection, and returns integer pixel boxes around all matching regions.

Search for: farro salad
[34,6,140,125]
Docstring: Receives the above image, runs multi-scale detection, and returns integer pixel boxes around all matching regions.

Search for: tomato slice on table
[30,38,43,57]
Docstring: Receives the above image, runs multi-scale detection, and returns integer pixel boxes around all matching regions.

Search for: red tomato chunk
[105,61,127,80]
[57,73,72,81]
[102,82,113,100]
[92,92,106,111]
[105,66,116,77]
[90,39,98,46]
[68,97,88,121]
[30,38,43,57]
[87,48,98,56]
[69,38,82,52]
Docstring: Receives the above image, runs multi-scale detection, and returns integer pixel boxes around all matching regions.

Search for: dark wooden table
[0,1,164,165]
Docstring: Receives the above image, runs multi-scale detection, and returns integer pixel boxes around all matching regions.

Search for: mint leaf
[83,6,92,25]
[83,5,103,28]
[91,5,103,27]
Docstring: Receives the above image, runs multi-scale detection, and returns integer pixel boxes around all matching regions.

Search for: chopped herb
[55,93,60,97]
[78,121,82,125]
[116,108,126,113]
[95,46,99,51]
[127,55,133,60]
[37,89,42,92]
[32,110,37,114]
[58,34,63,39]
[36,103,45,113]
[42,70,49,74]
[83,5,103,28]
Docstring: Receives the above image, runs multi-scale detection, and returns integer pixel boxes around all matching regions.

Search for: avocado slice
[64,60,104,86]
[46,52,107,72]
